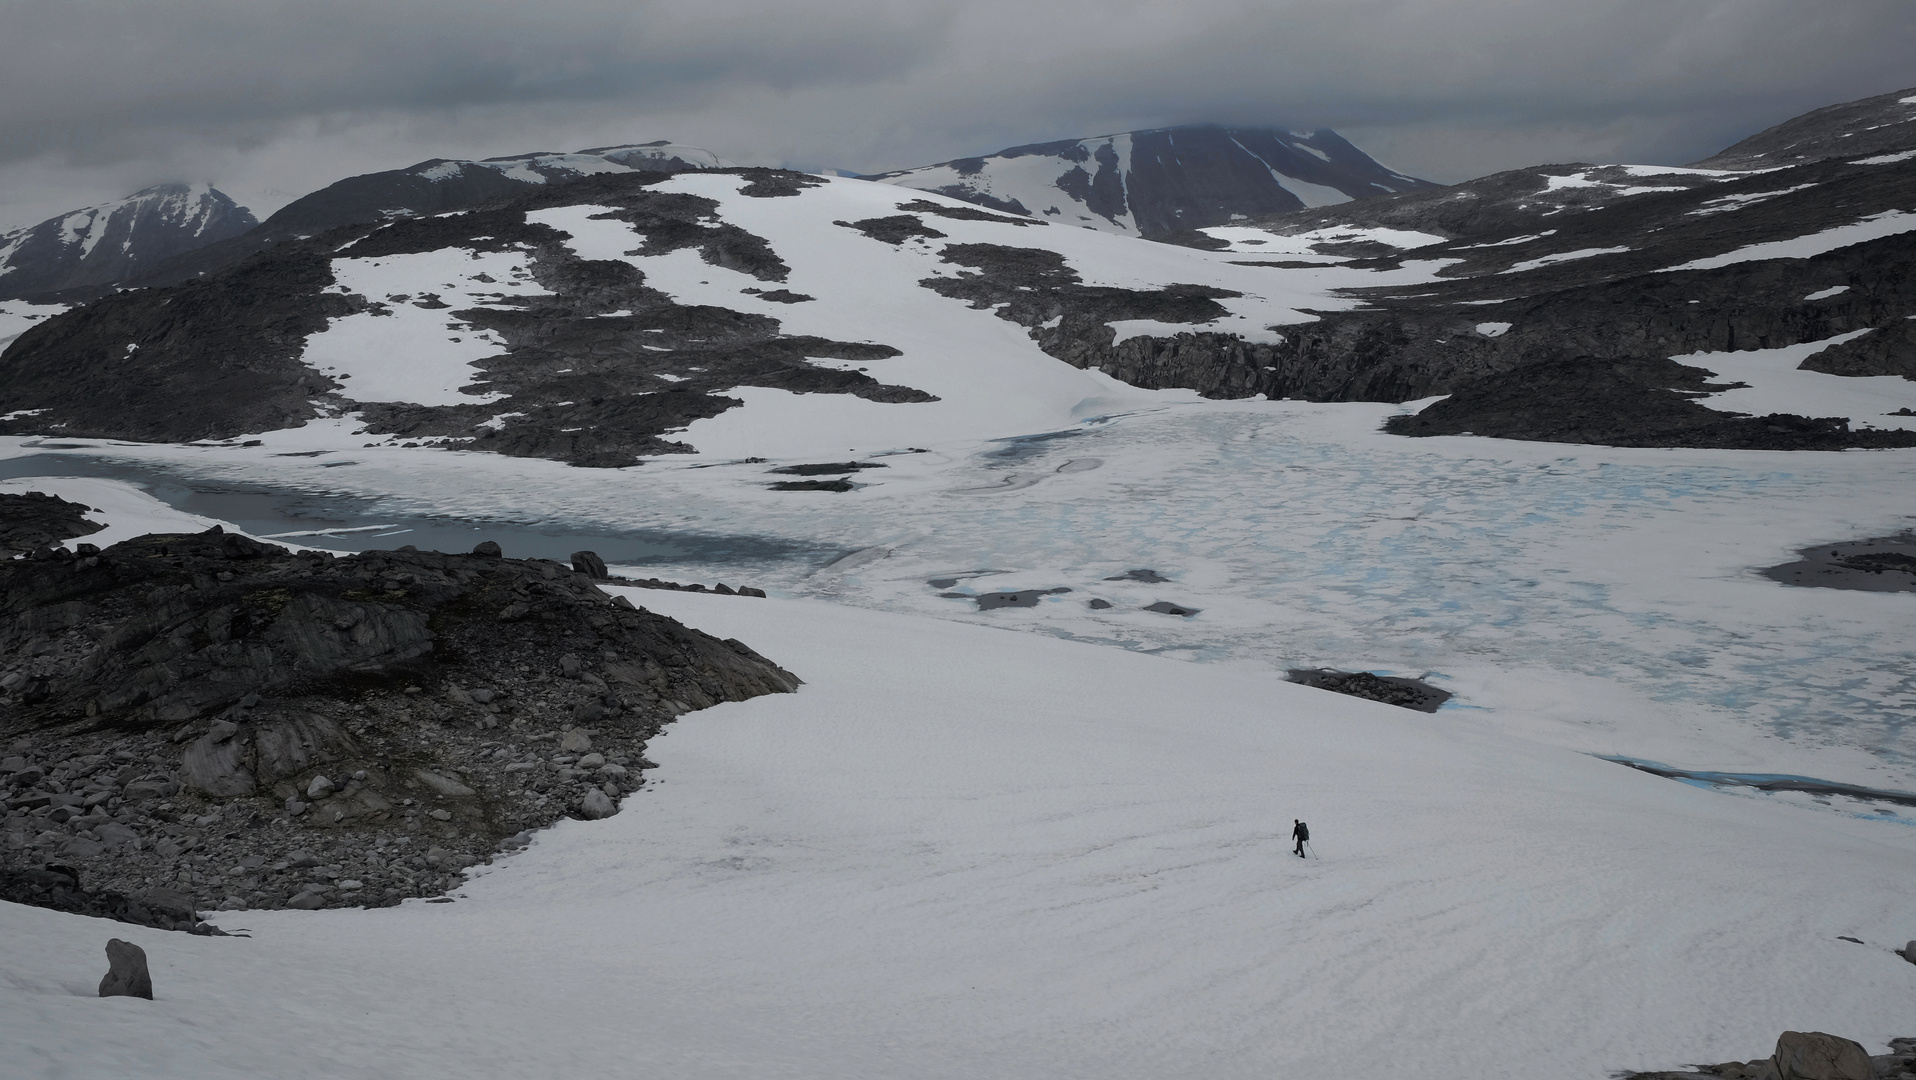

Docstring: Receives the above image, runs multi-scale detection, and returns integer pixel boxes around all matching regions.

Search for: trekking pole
[1304,840,1316,859]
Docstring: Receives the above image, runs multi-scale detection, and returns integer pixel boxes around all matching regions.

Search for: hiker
[1292,819,1309,858]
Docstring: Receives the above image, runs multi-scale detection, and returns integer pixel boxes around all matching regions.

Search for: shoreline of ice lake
[3,394,1915,793]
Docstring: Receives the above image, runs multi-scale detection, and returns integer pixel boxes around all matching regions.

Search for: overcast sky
[1,0,1911,231]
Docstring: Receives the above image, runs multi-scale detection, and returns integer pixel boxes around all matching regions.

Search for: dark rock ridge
[0,492,105,558]
[0,184,257,302]
[0,525,799,917]
[918,240,1267,388]
[1763,534,1916,592]
[0,170,930,467]
[867,125,1437,238]
[1286,669,1451,712]
[1693,85,1916,170]
[1383,355,1916,450]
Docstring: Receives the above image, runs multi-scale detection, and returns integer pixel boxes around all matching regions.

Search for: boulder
[1772,1031,1875,1080]
[98,938,152,999]
[570,550,608,579]
[306,775,335,800]
[1898,941,1916,966]
[472,541,503,557]
[579,787,617,819]
[560,728,593,753]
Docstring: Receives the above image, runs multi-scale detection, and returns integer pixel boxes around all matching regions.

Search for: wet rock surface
[1285,669,1451,713]
[0,492,105,559]
[0,526,799,920]
[1762,533,1916,592]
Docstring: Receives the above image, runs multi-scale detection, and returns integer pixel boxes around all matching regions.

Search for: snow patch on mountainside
[1687,330,1916,430]
[0,299,66,352]
[1665,210,1916,271]
[303,249,535,405]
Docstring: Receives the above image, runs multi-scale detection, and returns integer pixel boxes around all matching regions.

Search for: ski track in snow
[4,592,1914,1079]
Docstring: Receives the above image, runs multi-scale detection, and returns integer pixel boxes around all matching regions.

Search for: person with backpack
[1292,819,1310,858]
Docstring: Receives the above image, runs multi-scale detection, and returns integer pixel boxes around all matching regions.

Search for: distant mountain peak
[864,124,1436,238]
[0,183,256,301]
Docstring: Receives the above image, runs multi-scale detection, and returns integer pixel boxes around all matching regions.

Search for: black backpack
[1296,822,1309,841]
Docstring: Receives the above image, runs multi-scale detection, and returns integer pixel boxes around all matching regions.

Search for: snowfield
[4,591,1913,1079]
[7,163,1916,1078]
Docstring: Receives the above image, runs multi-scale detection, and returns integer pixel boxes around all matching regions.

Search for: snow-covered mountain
[864,125,1437,238]
[258,142,732,237]
[0,183,255,300]
[4,89,1915,461]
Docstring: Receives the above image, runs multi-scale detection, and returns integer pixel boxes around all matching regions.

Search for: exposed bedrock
[0,524,799,916]
[1383,354,1916,450]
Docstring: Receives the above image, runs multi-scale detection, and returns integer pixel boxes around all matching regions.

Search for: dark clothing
[1292,821,1309,857]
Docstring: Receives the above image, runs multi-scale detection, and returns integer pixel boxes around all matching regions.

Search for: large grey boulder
[579,787,617,819]
[1771,1031,1876,1080]
[181,713,359,797]
[98,938,152,999]
[1897,941,1916,966]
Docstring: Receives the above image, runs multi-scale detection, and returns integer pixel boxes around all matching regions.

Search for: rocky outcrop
[0,527,799,916]
[0,492,105,559]
[1285,669,1451,713]
[98,938,153,999]
[1381,355,1916,450]
[1629,1032,1914,1080]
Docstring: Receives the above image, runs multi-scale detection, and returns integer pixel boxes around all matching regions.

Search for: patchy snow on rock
[1686,184,1820,216]
[1803,285,1851,301]
[1667,210,1916,271]
[0,299,66,352]
[1853,148,1916,165]
[1503,246,1632,273]
[1475,322,1512,337]
[525,175,1453,457]
[303,248,537,405]
[1685,330,1916,430]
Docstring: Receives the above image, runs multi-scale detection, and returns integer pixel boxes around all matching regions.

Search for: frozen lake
[8,398,1915,789]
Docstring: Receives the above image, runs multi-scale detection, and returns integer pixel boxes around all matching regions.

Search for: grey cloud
[1,0,1912,229]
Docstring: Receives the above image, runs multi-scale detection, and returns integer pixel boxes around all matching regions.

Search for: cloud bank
[1,0,1911,228]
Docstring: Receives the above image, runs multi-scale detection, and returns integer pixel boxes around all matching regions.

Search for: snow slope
[509,173,1453,457]
[4,590,1912,1079]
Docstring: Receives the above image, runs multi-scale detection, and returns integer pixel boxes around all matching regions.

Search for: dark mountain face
[259,144,728,237]
[867,125,1437,238]
[1692,85,1916,170]
[0,185,257,301]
